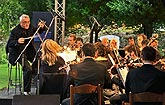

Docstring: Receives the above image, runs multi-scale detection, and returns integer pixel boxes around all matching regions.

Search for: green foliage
[0,45,7,64]
[106,0,165,35]
[0,0,24,38]
[18,0,54,17]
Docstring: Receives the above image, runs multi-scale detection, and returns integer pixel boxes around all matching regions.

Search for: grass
[0,63,8,89]
[0,63,21,89]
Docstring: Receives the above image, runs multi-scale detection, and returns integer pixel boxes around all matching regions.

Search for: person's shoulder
[128,67,140,74]
[57,56,65,63]
[95,61,107,69]
[11,24,20,32]
[58,56,64,60]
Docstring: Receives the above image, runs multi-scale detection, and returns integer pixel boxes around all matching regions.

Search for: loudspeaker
[0,99,12,105]
[12,95,60,105]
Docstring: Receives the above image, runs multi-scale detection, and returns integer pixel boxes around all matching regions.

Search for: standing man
[6,14,45,95]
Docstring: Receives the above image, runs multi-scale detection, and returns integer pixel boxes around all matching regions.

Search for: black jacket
[6,24,36,65]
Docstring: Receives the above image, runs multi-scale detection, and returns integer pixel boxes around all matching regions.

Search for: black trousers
[18,55,33,92]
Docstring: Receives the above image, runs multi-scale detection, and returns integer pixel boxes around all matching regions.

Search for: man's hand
[38,20,45,28]
[18,37,25,44]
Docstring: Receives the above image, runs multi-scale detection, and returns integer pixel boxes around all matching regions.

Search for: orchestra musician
[101,37,110,56]
[66,34,77,51]
[40,39,65,73]
[110,46,165,105]
[62,43,112,105]
[75,37,83,58]
[137,34,147,51]
[109,38,120,64]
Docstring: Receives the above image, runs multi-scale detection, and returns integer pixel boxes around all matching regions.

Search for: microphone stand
[33,10,60,95]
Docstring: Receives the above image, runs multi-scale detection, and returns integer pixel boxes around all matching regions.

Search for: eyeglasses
[21,21,30,24]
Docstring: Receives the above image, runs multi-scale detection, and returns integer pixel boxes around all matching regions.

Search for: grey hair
[19,14,30,22]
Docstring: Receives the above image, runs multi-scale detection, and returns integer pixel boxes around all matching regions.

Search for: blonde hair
[110,38,118,49]
[41,39,62,66]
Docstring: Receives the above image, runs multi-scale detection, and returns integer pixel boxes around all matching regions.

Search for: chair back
[40,73,67,102]
[129,92,165,105]
[70,84,102,105]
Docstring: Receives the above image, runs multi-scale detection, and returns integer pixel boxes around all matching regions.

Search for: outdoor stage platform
[0,87,61,105]
[0,87,36,105]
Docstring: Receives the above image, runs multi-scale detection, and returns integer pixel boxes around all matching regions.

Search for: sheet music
[58,50,77,62]
[117,66,129,87]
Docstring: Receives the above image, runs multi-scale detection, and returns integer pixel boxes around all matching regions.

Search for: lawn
[0,64,8,89]
[0,63,21,89]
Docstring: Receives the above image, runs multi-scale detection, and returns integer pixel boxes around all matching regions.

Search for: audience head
[19,14,30,29]
[41,39,62,66]
[82,43,96,57]
[141,46,156,62]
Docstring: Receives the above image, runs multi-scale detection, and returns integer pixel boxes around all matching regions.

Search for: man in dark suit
[6,14,45,95]
[62,43,112,105]
[110,46,165,105]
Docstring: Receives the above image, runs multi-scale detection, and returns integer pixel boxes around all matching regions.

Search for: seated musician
[124,36,137,52]
[109,38,119,63]
[109,46,165,105]
[137,34,147,51]
[40,39,65,73]
[124,46,142,70]
[62,43,112,105]
[94,42,111,69]
[94,42,125,100]
[149,39,163,70]
[75,37,83,58]
[65,34,77,51]
[39,39,67,102]
[101,37,110,56]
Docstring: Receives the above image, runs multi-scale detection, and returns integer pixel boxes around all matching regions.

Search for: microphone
[50,9,65,21]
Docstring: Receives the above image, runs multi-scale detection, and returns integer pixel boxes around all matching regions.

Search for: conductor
[6,14,45,95]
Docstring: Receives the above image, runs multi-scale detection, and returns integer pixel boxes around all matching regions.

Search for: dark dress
[41,56,65,73]
[40,56,67,102]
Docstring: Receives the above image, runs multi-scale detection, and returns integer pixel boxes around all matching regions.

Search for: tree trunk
[143,22,153,38]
